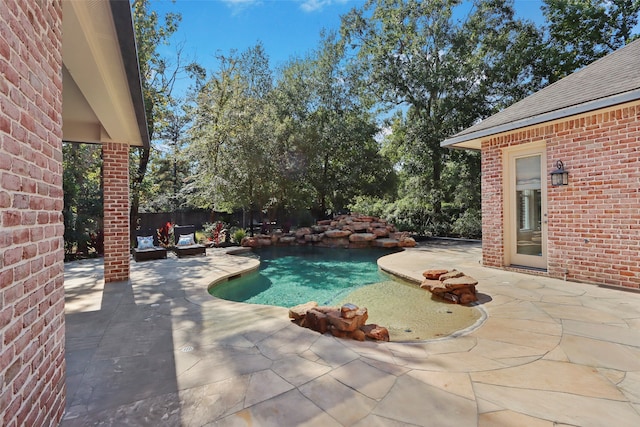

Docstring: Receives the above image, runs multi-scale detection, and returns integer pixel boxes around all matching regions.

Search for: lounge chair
[173,225,206,258]
[133,228,167,262]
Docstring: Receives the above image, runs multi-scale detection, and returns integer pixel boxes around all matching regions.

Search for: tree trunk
[130,146,150,243]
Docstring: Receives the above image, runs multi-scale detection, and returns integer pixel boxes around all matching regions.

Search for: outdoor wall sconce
[550,160,569,186]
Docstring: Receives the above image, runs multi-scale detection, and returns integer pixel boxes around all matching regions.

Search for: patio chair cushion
[177,233,195,246]
[137,235,155,250]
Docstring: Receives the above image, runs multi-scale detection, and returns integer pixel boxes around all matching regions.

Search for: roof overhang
[442,89,640,151]
[62,0,149,147]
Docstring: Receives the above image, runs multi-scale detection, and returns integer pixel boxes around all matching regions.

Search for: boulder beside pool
[421,269,479,304]
[289,302,390,342]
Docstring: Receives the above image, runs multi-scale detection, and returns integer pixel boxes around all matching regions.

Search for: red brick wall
[1,0,66,425]
[481,102,640,289]
[102,142,130,283]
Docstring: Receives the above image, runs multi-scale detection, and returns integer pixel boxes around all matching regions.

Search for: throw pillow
[137,236,154,250]
[177,233,195,246]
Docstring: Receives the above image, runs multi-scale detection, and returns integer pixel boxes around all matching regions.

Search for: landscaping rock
[289,301,318,321]
[279,236,296,245]
[291,302,390,341]
[371,238,398,248]
[295,227,312,238]
[340,303,359,318]
[330,328,349,339]
[360,324,390,342]
[304,233,324,242]
[241,237,259,247]
[349,233,376,242]
[327,308,368,332]
[439,270,464,281]
[242,214,407,250]
[443,276,478,289]
[351,329,366,341]
[420,279,441,290]
[422,269,479,304]
[305,309,329,334]
[423,269,449,280]
[324,229,351,238]
[352,222,369,231]
[372,228,390,238]
[443,293,460,303]
[397,237,417,247]
[459,292,478,304]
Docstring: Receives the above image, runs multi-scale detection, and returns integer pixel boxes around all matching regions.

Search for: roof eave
[442,89,640,150]
[109,0,150,148]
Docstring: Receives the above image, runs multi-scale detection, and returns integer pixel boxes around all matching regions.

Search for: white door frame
[503,141,548,269]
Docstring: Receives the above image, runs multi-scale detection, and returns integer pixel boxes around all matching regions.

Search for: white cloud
[299,0,349,13]
[220,0,262,13]
[219,0,349,14]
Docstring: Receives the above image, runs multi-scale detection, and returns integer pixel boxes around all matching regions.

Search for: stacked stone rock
[289,301,390,342]
[241,214,417,249]
[420,269,479,304]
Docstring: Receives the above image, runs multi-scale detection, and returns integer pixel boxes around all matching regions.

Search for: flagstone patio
[61,242,640,426]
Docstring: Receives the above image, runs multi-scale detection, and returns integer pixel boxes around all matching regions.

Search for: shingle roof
[442,38,640,148]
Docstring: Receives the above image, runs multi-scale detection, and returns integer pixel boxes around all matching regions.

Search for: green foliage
[186,45,276,219]
[349,196,481,239]
[452,208,482,239]
[63,143,103,259]
[348,195,390,219]
[340,0,540,224]
[141,106,192,212]
[541,0,640,83]
[130,0,199,239]
[131,0,640,241]
[231,228,247,244]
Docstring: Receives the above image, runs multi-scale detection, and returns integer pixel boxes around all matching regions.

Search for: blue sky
[152,0,547,97]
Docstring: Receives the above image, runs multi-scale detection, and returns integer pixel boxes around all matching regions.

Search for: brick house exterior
[1,1,147,425]
[443,40,640,290]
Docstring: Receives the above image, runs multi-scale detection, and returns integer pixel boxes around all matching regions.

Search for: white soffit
[62,0,144,146]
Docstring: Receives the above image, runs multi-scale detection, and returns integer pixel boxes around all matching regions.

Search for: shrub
[348,196,388,218]
[452,208,482,239]
[232,227,247,244]
[383,197,432,235]
[203,221,227,245]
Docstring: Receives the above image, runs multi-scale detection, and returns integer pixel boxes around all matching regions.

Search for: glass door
[506,148,547,269]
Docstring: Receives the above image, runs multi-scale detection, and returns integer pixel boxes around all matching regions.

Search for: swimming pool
[209,246,483,341]
[209,246,400,307]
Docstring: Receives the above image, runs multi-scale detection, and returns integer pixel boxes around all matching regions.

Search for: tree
[541,0,640,83]
[141,105,192,213]
[273,32,397,218]
[130,0,185,237]
[63,143,103,259]
[186,45,276,231]
[340,0,541,232]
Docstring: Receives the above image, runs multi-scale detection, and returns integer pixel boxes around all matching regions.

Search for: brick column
[1,0,66,425]
[102,142,130,283]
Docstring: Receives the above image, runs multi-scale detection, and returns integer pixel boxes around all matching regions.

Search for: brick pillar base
[103,142,130,282]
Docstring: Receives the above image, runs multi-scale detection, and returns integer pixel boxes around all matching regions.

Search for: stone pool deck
[62,242,640,426]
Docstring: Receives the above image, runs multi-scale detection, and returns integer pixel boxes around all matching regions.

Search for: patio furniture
[133,228,167,262]
[173,225,206,258]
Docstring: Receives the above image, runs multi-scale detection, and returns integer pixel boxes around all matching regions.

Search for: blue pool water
[209,246,401,307]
